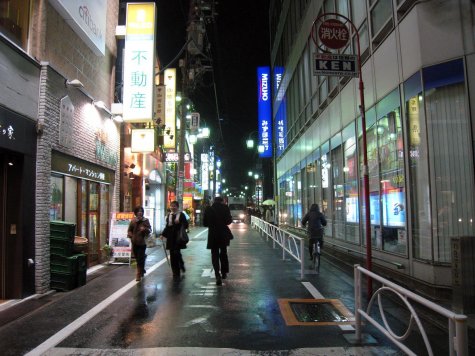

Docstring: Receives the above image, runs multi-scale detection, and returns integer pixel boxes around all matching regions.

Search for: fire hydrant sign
[318,19,349,50]
[109,212,134,264]
[314,53,358,77]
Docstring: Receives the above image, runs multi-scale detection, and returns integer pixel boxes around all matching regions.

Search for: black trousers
[132,244,147,271]
[211,247,229,277]
[170,249,184,274]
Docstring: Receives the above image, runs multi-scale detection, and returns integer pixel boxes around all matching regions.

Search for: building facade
[271,0,475,296]
[0,0,120,298]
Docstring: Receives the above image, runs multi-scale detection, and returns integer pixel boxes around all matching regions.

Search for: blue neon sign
[274,66,287,157]
[257,66,272,158]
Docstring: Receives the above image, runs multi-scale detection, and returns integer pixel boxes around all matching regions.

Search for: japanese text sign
[123,3,156,122]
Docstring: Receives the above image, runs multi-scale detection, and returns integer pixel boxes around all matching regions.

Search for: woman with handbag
[160,200,189,280]
[127,206,152,281]
[203,196,233,285]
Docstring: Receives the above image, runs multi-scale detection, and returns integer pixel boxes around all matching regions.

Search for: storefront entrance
[0,150,23,299]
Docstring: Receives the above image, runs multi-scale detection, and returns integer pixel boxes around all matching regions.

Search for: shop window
[423,59,475,263]
[404,72,432,260]
[376,91,407,255]
[343,123,360,244]
[331,134,345,240]
[50,175,64,221]
[0,0,30,48]
[321,141,332,237]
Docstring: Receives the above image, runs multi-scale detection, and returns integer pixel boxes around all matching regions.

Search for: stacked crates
[50,221,87,291]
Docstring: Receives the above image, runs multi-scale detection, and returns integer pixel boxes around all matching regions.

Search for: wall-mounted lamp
[93,100,112,116]
[65,79,84,88]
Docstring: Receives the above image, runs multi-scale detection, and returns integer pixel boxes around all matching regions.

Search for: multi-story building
[271,0,475,298]
[0,0,120,298]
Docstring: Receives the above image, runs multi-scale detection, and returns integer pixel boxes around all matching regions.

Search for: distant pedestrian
[203,196,233,285]
[160,201,189,280]
[265,206,275,225]
[302,204,327,259]
[128,206,151,281]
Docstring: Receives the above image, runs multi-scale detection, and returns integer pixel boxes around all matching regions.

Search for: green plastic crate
[77,268,87,287]
[50,221,76,241]
[50,254,78,274]
[50,237,74,257]
[51,271,76,291]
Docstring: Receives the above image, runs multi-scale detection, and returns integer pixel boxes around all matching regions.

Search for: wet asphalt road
[0,224,454,355]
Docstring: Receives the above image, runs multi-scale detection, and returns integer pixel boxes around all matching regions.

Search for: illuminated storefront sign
[274,66,287,156]
[131,129,155,153]
[49,0,106,55]
[165,152,192,162]
[163,68,177,149]
[201,153,209,190]
[123,3,156,122]
[51,151,114,184]
[257,66,272,158]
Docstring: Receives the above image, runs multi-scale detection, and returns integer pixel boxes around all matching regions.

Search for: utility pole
[176,0,216,209]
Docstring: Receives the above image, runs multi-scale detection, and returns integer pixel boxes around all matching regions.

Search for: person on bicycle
[302,204,327,260]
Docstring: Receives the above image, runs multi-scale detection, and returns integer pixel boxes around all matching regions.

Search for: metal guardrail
[283,225,404,269]
[251,216,305,279]
[353,264,468,356]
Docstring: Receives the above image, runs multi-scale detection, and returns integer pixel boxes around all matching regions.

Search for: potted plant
[102,244,113,264]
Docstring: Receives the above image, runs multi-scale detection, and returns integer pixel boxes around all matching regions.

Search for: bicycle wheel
[314,242,321,274]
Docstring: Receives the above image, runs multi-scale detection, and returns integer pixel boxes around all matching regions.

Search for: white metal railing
[353,264,468,356]
[251,216,305,279]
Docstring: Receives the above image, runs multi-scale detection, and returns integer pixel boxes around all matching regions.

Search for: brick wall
[33,0,120,294]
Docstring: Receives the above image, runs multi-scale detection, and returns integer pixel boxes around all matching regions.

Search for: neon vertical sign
[274,66,287,156]
[257,66,272,158]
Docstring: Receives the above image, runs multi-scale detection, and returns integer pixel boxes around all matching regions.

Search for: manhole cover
[278,298,354,326]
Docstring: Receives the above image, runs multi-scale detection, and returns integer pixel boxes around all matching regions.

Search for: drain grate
[290,301,348,322]
[278,298,354,326]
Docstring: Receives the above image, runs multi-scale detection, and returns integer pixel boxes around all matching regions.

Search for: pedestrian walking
[265,206,275,225]
[203,196,233,285]
[160,201,189,280]
[302,204,327,259]
[127,206,151,281]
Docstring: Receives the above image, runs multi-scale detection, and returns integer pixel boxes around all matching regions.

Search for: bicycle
[311,239,321,274]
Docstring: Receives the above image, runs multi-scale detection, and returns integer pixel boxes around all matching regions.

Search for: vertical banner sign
[274,66,287,157]
[123,3,156,122]
[201,153,209,190]
[257,67,272,158]
[164,68,177,149]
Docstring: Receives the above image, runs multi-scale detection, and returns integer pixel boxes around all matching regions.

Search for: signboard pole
[312,13,372,297]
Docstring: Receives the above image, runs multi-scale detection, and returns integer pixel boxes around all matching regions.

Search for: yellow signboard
[123,3,156,122]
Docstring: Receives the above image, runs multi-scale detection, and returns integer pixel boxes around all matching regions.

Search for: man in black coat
[203,196,233,285]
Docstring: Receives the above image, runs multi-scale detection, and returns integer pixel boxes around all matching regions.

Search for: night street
[0,225,453,355]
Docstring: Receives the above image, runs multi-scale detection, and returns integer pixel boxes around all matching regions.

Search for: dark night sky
[156,0,271,192]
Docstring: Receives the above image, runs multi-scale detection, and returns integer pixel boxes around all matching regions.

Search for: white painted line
[302,281,324,299]
[201,268,212,277]
[301,281,355,331]
[86,264,104,275]
[193,228,208,239]
[25,257,168,356]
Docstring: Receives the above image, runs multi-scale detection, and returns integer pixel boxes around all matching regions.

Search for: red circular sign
[318,19,350,50]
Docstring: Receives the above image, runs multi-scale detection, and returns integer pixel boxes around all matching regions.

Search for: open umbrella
[262,199,276,206]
